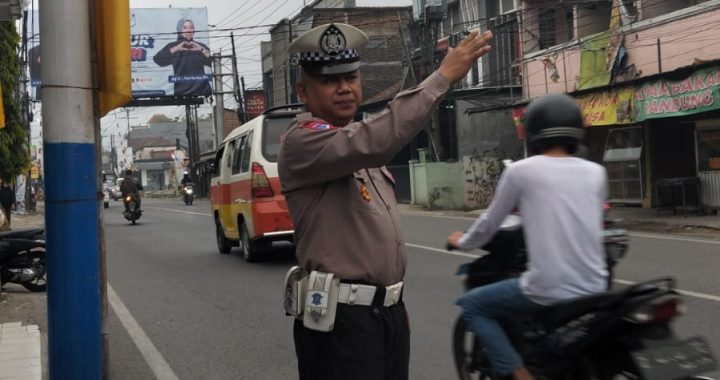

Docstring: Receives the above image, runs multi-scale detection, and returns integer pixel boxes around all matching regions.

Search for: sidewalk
[0,204,47,380]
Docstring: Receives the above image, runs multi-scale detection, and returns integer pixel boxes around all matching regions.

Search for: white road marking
[613,279,720,302]
[628,232,720,245]
[145,206,211,217]
[107,283,180,380]
[401,212,720,245]
[405,242,720,303]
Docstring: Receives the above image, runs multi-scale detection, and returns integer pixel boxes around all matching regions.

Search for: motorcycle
[123,193,142,225]
[182,183,194,206]
[451,214,717,380]
[0,228,47,292]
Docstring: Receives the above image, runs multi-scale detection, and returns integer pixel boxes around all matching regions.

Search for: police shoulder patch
[299,121,337,131]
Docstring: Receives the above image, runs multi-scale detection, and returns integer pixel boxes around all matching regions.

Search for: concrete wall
[455,99,525,161]
[410,161,466,209]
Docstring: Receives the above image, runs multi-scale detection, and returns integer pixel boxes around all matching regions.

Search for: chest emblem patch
[360,184,371,202]
[299,121,337,131]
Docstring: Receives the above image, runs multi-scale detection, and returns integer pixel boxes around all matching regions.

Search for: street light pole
[40,0,103,378]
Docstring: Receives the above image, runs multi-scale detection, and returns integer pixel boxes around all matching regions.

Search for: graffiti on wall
[463,147,524,209]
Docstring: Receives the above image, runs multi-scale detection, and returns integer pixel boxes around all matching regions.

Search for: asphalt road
[103,198,720,380]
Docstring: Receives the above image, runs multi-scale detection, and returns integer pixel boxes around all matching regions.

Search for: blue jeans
[456,278,546,376]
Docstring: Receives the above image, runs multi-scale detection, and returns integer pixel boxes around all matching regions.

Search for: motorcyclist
[180,171,192,187]
[446,94,609,380]
[119,169,143,212]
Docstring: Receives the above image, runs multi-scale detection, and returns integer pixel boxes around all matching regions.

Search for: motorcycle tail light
[626,295,685,324]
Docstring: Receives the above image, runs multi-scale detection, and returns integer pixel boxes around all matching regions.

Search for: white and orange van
[210,106,301,262]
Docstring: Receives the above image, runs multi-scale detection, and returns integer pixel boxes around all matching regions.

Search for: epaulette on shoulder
[298,120,337,131]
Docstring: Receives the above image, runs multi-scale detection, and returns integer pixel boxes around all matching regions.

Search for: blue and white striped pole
[40,0,102,378]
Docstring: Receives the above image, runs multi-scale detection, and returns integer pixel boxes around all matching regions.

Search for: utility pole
[212,52,225,150]
[41,0,103,377]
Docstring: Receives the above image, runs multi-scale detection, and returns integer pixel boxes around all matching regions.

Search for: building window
[697,127,720,171]
[538,8,556,50]
[499,0,517,14]
[367,37,387,49]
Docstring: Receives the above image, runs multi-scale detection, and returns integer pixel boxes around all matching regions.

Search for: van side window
[226,140,236,169]
[213,146,225,176]
[241,131,253,173]
[232,135,246,175]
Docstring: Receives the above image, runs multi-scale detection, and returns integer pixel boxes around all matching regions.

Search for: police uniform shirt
[279,72,450,286]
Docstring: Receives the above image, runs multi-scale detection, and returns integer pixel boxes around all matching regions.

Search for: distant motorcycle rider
[120,169,143,212]
[180,171,192,187]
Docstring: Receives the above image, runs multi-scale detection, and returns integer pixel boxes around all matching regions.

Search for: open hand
[447,231,465,250]
[438,30,493,84]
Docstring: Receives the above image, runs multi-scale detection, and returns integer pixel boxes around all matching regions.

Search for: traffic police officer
[278,23,493,380]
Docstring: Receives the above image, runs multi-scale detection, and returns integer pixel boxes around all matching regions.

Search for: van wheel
[239,223,259,263]
[216,219,233,254]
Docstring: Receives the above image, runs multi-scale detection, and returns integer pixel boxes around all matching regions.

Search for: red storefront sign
[245,90,266,119]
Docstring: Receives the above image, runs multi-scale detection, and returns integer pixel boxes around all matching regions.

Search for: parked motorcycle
[450,214,717,380]
[182,183,194,206]
[0,228,47,292]
[123,193,142,225]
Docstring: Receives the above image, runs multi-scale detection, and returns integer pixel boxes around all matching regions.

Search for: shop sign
[511,107,526,139]
[635,66,720,120]
[576,87,634,126]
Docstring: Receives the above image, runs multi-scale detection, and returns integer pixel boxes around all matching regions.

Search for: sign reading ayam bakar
[635,65,720,120]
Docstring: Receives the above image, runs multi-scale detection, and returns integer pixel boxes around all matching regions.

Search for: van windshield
[262,117,294,162]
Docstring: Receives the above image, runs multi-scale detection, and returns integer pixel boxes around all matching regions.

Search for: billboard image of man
[153,18,212,97]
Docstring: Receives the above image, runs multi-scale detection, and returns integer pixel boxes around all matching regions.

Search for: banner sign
[576,87,634,126]
[244,90,266,119]
[635,66,720,120]
[131,8,212,98]
[29,8,212,100]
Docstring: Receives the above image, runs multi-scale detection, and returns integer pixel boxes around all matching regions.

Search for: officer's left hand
[447,232,464,250]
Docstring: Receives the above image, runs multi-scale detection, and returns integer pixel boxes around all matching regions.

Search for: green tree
[0,21,30,183]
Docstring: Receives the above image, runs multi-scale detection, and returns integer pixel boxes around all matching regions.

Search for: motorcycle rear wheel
[20,248,47,292]
[453,315,495,380]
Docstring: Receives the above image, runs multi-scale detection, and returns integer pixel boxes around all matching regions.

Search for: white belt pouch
[283,266,308,319]
[302,271,340,332]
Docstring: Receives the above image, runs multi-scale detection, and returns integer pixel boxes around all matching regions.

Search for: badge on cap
[320,24,346,56]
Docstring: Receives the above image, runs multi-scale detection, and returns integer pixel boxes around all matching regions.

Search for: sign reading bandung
[635,66,720,120]
[131,8,212,98]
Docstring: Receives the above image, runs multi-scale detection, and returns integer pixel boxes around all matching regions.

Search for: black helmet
[125,169,133,176]
[524,93,584,155]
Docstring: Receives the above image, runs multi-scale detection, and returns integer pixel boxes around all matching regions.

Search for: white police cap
[288,23,369,75]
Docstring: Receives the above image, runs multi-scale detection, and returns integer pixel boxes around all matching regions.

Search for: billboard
[28,8,212,100]
[131,8,212,98]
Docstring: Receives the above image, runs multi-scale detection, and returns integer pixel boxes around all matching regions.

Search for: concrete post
[40,0,102,377]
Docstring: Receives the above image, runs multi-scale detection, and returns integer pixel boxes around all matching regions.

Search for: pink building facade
[516,0,720,211]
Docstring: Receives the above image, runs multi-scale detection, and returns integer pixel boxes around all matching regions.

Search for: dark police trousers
[294,295,410,380]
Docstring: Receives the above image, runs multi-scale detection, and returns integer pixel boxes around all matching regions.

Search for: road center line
[144,206,211,217]
[405,242,720,303]
[628,232,720,245]
[107,283,180,380]
[400,212,720,245]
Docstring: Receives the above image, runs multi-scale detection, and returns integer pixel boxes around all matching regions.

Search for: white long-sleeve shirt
[458,155,609,305]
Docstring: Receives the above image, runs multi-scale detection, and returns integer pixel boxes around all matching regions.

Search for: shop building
[518,0,720,211]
